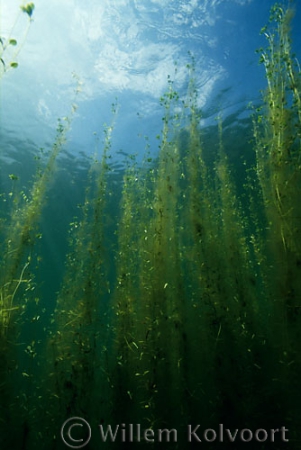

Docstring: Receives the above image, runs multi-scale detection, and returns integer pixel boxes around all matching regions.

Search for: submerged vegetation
[0,2,300,449]
[0,2,35,76]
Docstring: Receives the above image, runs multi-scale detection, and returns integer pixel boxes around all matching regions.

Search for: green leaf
[9,39,17,46]
[21,3,35,18]
[10,62,18,68]
[9,174,19,181]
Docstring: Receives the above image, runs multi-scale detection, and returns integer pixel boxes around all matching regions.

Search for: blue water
[1,0,300,166]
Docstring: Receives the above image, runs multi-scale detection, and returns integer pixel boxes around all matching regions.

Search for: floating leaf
[10,62,18,69]
[9,39,17,46]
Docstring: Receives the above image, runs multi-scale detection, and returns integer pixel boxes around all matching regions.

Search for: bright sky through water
[1,0,300,162]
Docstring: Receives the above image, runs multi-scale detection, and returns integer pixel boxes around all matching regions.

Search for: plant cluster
[0,2,300,449]
[0,2,35,77]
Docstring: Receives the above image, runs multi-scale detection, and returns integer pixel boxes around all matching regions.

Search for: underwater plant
[109,75,189,435]
[43,104,118,445]
[0,111,76,336]
[255,3,301,255]
[253,3,301,436]
[0,2,35,77]
[0,85,78,448]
